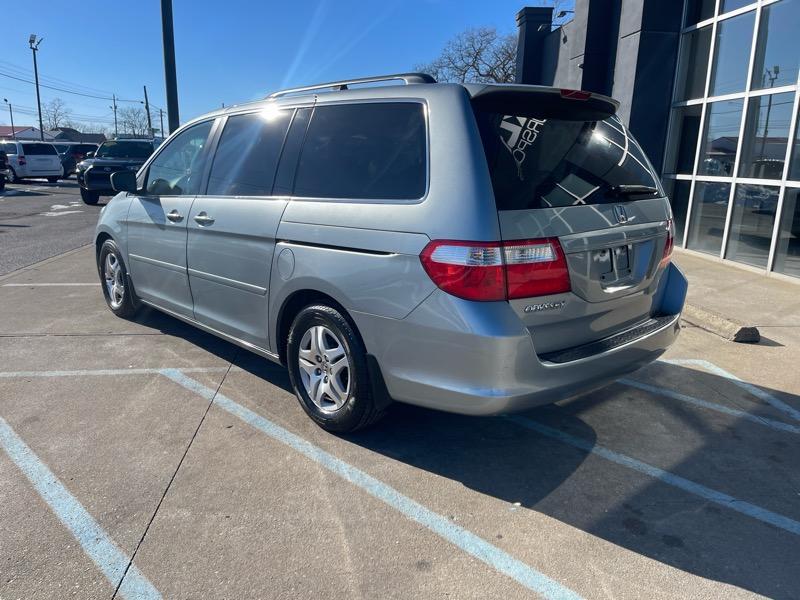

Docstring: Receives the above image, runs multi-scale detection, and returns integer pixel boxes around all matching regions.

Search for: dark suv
[0,149,7,192]
[76,139,155,204]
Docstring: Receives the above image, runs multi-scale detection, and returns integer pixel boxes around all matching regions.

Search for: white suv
[0,140,64,183]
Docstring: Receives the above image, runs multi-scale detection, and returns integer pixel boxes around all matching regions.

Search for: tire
[81,187,100,205]
[7,168,18,184]
[97,239,138,318]
[0,177,5,193]
[287,304,386,432]
[47,176,59,183]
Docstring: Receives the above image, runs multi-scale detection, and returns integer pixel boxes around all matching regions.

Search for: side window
[206,109,292,196]
[293,103,427,200]
[145,120,213,196]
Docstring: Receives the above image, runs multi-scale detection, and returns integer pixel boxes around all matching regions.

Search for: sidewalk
[673,249,800,347]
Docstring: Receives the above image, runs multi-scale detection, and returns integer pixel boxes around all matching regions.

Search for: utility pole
[2,99,15,140]
[159,108,165,139]
[143,85,153,138]
[161,0,180,133]
[28,34,45,141]
[110,94,118,137]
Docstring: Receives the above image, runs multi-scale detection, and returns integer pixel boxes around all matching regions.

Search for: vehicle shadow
[133,307,800,597]
[343,363,800,598]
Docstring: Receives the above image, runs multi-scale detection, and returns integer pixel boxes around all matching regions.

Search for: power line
[0,69,141,103]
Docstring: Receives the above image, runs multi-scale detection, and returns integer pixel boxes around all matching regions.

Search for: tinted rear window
[207,109,292,196]
[22,143,57,156]
[293,102,426,200]
[475,112,663,210]
[1,143,15,154]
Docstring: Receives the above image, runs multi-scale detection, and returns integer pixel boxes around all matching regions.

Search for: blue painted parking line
[618,378,800,435]
[0,366,230,379]
[159,369,583,600]
[0,416,161,600]
[508,415,800,537]
[662,359,800,423]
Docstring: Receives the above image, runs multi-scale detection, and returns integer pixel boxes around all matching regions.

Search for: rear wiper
[611,184,659,196]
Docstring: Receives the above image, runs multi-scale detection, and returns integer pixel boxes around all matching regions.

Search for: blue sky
[1,0,564,131]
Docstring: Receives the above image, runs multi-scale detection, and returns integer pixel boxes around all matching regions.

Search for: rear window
[293,102,427,200]
[1,143,15,154]
[475,112,663,210]
[22,143,57,156]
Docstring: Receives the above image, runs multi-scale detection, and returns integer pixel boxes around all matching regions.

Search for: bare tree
[118,106,149,136]
[43,98,72,130]
[415,27,517,84]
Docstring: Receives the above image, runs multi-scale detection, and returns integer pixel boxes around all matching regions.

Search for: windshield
[95,140,153,159]
[475,111,664,210]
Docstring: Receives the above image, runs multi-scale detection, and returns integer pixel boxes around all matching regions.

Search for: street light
[556,10,575,18]
[2,98,15,140]
[28,34,45,141]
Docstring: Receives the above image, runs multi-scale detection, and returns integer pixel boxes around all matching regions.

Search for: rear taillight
[420,238,571,302]
[18,155,26,166]
[660,220,674,268]
[560,89,592,100]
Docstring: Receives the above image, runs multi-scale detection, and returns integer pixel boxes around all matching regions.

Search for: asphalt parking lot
[1,188,799,599]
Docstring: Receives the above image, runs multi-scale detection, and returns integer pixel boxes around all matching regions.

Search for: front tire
[97,239,138,318]
[81,187,100,205]
[7,168,18,184]
[287,304,385,432]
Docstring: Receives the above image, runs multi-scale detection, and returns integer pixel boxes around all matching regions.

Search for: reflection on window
[687,182,731,255]
[721,0,754,13]
[738,92,793,179]
[698,99,743,176]
[664,179,692,245]
[685,0,716,26]
[146,121,212,197]
[790,111,800,181]
[665,105,702,174]
[677,27,712,101]
[751,0,800,91]
[709,11,755,96]
[725,184,778,268]
[774,189,800,276]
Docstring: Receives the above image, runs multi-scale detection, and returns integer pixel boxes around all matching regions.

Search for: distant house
[0,125,56,141]
[48,127,106,144]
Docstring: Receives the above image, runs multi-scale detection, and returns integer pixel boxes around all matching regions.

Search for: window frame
[662,0,800,278]
[286,98,431,204]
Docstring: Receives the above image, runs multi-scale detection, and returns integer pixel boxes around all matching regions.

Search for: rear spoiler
[464,83,619,122]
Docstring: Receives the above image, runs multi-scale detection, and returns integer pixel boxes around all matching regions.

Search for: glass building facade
[663,0,800,278]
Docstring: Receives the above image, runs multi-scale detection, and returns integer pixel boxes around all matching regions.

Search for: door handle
[166,210,183,223]
[194,212,215,226]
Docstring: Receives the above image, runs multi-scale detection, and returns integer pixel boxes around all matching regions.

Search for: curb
[681,303,760,343]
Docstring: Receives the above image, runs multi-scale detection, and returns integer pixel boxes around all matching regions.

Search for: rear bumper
[353,263,687,415]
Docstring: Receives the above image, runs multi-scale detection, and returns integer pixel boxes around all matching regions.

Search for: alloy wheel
[297,325,351,412]
[104,252,124,309]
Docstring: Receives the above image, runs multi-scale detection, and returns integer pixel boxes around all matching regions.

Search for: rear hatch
[469,85,673,356]
[21,143,61,173]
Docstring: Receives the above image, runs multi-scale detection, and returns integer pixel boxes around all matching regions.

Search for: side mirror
[111,170,138,194]
[85,151,94,158]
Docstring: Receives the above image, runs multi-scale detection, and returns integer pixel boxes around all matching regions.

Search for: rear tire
[7,168,18,184]
[47,176,59,183]
[287,304,386,432]
[81,187,100,205]
[97,239,138,318]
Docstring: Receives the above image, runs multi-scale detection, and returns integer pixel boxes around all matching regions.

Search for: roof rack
[267,72,436,99]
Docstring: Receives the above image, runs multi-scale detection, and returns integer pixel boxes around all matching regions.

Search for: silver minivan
[95,73,687,432]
